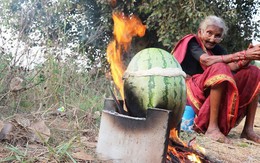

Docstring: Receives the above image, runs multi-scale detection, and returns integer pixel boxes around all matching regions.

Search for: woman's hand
[245,44,260,60]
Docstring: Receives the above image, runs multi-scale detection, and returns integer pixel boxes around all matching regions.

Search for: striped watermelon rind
[123,48,187,125]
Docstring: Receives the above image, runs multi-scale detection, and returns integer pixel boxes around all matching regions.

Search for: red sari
[172,34,260,135]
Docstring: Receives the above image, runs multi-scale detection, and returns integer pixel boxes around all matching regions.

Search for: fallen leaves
[0,109,101,162]
[0,115,50,145]
[72,149,94,161]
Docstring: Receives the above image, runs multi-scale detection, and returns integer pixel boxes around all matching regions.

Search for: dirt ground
[95,105,260,163]
[0,105,260,162]
[179,106,260,163]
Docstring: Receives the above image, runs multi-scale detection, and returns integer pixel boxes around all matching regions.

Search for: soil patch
[179,106,260,163]
[0,106,260,162]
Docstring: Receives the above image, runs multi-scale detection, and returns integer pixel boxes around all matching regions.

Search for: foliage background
[0,0,259,117]
[0,0,259,162]
[1,0,260,68]
[99,0,260,52]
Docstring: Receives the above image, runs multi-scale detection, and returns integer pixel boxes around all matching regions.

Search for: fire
[106,12,146,100]
[167,129,205,163]
[106,10,207,163]
[188,154,202,162]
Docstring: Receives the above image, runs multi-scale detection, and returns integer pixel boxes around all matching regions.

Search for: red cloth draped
[172,34,199,63]
[172,34,212,70]
[172,34,260,135]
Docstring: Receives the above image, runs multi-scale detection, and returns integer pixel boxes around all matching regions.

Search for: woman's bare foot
[205,128,231,144]
[241,130,260,143]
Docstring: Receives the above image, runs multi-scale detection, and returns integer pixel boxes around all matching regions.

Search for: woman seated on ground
[172,15,260,143]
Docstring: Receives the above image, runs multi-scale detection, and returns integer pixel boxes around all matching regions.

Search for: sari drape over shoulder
[172,34,260,135]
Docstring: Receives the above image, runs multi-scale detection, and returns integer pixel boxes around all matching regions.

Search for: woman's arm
[200,44,260,69]
[199,53,224,66]
[199,51,246,67]
[227,60,251,71]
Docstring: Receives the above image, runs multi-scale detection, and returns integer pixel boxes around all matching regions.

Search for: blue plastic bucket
[181,105,195,131]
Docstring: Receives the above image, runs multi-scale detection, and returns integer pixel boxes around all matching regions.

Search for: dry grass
[0,66,259,163]
[0,106,103,162]
[1,104,260,162]
[0,51,111,162]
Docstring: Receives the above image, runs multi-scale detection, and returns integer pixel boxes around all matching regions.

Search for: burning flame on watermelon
[106,12,146,100]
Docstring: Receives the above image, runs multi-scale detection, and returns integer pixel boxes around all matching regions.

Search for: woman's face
[198,25,223,49]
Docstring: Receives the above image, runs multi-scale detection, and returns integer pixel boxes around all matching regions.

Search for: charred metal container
[96,98,177,163]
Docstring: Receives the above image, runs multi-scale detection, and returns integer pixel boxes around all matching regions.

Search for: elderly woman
[172,15,260,143]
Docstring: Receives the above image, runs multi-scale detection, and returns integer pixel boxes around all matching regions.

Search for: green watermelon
[123,48,186,127]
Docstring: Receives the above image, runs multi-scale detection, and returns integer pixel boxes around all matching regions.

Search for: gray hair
[199,15,228,37]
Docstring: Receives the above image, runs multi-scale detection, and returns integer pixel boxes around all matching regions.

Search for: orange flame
[167,129,204,163]
[106,12,146,99]
[188,154,202,163]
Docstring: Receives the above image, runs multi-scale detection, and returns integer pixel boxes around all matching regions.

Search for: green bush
[0,52,109,118]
